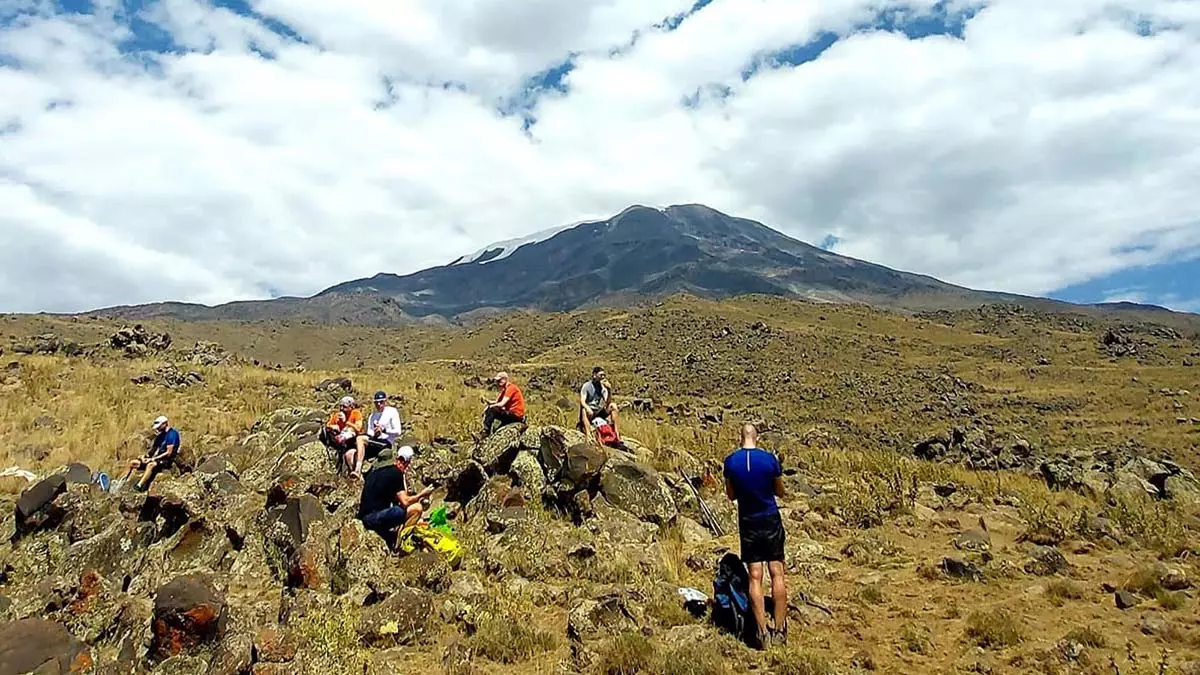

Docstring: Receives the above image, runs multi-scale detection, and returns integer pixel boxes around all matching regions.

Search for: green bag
[428,504,452,535]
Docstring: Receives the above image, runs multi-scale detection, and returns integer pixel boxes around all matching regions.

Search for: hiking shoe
[771,625,788,647]
[756,629,772,651]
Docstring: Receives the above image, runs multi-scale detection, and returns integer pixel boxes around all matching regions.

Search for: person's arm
[773,457,784,498]
[725,477,736,502]
[395,485,434,508]
[385,409,402,436]
[348,410,364,434]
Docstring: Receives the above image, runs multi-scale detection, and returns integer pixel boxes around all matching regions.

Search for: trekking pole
[679,468,724,537]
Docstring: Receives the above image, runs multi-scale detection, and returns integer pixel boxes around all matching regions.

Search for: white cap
[397,445,414,462]
[339,396,355,406]
[152,415,168,430]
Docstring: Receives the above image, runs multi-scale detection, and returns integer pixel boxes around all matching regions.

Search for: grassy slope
[2,294,1199,673]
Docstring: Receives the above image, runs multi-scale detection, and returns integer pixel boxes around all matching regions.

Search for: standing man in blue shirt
[723,423,788,649]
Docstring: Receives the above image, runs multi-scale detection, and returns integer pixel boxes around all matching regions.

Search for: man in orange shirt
[482,371,526,436]
[320,396,363,471]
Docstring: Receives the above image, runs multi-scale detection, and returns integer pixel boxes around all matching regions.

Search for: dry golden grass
[965,608,1024,649]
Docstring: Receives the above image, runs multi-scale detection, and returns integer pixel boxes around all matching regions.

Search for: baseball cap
[373,390,388,402]
[152,415,168,430]
[397,445,414,462]
[339,396,355,407]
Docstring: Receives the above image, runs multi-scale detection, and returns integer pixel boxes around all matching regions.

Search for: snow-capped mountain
[87,204,1169,325]
[449,219,601,266]
[314,203,1016,317]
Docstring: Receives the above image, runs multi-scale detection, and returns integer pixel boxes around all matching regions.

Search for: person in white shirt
[353,390,403,479]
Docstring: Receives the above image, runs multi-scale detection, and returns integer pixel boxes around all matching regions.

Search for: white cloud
[1,0,1199,313]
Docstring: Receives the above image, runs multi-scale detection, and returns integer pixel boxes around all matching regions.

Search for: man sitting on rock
[320,396,363,471]
[723,423,788,650]
[579,366,620,444]
[121,415,180,492]
[482,371,525,436]
[352,390,403,479]
[357,446,433,550]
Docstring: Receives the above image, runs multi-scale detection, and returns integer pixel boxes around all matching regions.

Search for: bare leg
[136,461,157,491]
[342,448,355,474]
[768,560,788,634]
[405,503,423,529]
[352,436,367,476]
[609,405,620,436]
[747,562,768,640]
[580,406,593,440]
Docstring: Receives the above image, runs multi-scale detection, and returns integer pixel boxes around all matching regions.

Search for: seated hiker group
[121,367,788,651]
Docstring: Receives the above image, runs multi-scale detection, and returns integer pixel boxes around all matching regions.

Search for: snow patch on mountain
[450,219,597,265]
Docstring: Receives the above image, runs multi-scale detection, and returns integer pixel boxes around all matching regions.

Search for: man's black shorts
[739,512,786,564]
[360,436,392,460]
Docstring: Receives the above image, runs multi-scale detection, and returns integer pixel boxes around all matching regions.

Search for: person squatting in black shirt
[357,445,433,549]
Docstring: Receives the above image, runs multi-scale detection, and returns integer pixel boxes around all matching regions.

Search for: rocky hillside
[3,398,1199,674]
[2,294,1199,673]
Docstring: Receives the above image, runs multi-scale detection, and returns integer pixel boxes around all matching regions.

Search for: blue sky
[1,0,1197,313]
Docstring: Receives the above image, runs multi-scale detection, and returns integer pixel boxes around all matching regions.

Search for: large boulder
[357,586,433,647]
[598,454,677,525]
[0,618,93,674]
[509,451,546,495]
[328,519,396,599]
[14,474,68,537]
[473,424,524,474]
[540,426,590,480]
[566,588,644,643]
[560,443,608,489]
[150,574,228,661]
[260,495,328,588]
[462,476,527,525]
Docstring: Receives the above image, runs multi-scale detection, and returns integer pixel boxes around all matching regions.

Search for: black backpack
[711,551,753,644]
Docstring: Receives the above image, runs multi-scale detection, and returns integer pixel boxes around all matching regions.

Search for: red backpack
[596,423,618,446]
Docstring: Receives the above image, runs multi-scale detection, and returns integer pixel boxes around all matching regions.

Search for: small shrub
[658,642,726,675]
[1123,565,1164,597]
[917,562,943,581]
[965,609,1023,649]
[1064,626,1106,648]
[1157,590,1187,611]
[470,609,556,664]
[647,591,695,628]
[857,584,885,605]
[769,646,834,675]
[901,623,932,654]
[1046,580,1086,605]
[596,632,655,675]
[292,605,368,673]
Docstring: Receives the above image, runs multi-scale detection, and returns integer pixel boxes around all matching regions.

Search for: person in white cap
[121,415,181,492]
[356,445,432,550]
[320,396,363,472]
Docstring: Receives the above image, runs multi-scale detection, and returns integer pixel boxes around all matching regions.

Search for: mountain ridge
[69,203,1197,327]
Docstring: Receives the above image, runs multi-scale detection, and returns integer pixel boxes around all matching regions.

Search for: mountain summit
[320,204,996,317]
[81,204,1182,325]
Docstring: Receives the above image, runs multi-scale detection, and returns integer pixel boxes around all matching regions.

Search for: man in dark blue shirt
[723,423,788,649]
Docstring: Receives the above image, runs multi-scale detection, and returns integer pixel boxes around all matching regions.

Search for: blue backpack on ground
[711,551,753,644]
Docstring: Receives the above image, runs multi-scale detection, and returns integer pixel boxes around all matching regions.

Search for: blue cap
[373,390,387,402]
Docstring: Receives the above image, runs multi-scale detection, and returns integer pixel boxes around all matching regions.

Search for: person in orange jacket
[320,396,363,470]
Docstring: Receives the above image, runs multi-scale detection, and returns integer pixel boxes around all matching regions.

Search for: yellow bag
[396,523,464,569]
